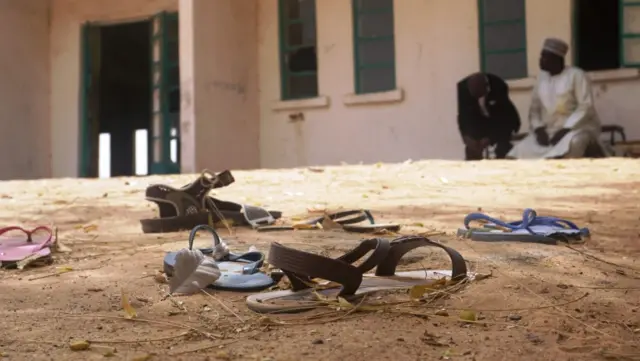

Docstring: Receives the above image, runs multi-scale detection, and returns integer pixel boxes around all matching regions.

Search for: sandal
[0,226,54,268]
[140,170,282,233]
[163,225,275,291]
[246,235,469,313]
[458,208,590,244]
[256,209,400,233]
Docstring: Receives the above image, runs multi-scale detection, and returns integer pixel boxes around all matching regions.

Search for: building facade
[0,0,638,180]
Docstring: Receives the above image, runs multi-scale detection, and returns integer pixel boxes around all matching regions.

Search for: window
[478,0,527,80]
[352,0,396,94]
[278,0,318,100]
[574,0,640,70]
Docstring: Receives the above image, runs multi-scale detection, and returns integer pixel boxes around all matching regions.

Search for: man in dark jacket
[457,72,521,160]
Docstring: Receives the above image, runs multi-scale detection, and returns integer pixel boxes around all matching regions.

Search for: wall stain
[208,80,246,95]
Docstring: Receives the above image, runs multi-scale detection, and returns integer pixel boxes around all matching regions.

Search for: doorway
[79,12,180,178]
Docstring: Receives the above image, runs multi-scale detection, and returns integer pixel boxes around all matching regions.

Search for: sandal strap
[268,238,390,296]
[375,236,467,281]
[306,209,375,226]
[144,170,235,217]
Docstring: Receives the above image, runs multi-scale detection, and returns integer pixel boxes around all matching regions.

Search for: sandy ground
[0,159,639,361]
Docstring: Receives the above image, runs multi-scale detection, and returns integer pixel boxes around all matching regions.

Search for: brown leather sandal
[140,170,282,233]
[256,209,401,233]
[246,236,469,313]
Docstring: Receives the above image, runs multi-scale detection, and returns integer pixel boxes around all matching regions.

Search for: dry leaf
[258,316,283,325]
[131,353,153,361]
[409,285,430,300]
[337,297,352,309]
[215,350,231,360]
[459,310,477,322]
[57,266,73,273]
[92,345,116,357]
[321,216,343,230]
[121,290,138,319]
[82,224,98,233]
[153,272,168,284]
[213,219,235,229]
[69,340,90,351]
[292,223,316,230]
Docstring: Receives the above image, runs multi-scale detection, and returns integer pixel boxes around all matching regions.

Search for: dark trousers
[464,131,513,160]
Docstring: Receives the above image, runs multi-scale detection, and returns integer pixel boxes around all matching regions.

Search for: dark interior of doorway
[574,0,620,71]
[99,21,151,177]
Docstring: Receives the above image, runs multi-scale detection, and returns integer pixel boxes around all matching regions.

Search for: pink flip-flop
[0,226,54,267]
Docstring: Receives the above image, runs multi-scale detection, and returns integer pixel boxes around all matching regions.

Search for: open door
[79,22,101,177]
[149,12,180,175]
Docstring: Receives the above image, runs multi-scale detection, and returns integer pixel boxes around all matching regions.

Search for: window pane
[168,89,180,113]
[483,23,525,52]
[167,40,178,64]
[355,0,393,11]
[166,17,178,42]
[286,47,317,72]
[357,12,394,38]
[358,67,395,93]
[623,37,640,64]
[287,23,303,46]
[358,39,395,65]
[288,74,318,98]
[481,0,524,23]
[167,67,179,88]
[623,6,640,34]
[484,52,527,79]
[284,0,315,20]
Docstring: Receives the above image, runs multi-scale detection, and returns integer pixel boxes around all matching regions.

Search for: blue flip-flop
[163,224,276,291]
[457,208,590,244]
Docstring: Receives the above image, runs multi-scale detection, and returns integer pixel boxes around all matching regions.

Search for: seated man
[508,38,608,159]
[457,72,521,160]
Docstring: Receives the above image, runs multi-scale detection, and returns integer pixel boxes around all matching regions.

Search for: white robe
[507,66,605,159]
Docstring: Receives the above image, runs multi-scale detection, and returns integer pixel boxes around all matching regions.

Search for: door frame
[78,12,180,177]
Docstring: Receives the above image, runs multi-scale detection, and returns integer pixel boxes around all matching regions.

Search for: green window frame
[278,0,318,100]
[478,0,527,80]
[620,0,640,67]
[352,0,396,94]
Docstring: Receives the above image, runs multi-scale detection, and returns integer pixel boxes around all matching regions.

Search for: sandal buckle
[248,215,275,229]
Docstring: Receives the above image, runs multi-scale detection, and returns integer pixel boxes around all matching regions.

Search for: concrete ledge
[343,88,404,106]
[506,77,535,91]
[271,96,330,111]
[588,68,640,83]
[507,68,640,92]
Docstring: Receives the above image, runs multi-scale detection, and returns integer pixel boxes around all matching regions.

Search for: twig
[572,285,640,290]
[410,292,590,313]
[56,314,220,340]
[27,259,112,281]
[88,331,190,344]
[564,245,640,273]
[201,289,245,322]
[2,339,58,345]
[462,242,616,339]
[169,337,244,356]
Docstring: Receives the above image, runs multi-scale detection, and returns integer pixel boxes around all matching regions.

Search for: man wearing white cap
[507,38,607,159]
